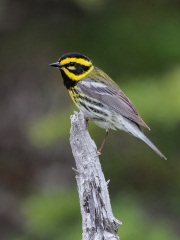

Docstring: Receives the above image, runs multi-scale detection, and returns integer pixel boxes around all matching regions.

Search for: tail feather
[119,117,167,160]
[138,132,167,160]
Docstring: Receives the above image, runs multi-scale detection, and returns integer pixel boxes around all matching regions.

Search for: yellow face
[58,54,94,81]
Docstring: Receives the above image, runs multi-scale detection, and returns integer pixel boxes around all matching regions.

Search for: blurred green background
[0,0,180,239]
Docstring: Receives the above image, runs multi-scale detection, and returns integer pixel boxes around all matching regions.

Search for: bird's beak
[49,62,61,68]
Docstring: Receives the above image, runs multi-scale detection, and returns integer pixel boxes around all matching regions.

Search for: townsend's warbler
[50,52,166,159]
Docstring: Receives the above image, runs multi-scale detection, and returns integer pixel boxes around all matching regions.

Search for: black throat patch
[60,69,77,89]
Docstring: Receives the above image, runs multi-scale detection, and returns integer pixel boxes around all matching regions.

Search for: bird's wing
[77,77,150,129]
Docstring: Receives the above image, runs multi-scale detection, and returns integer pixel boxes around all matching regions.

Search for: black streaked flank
[72,87,79,95]
[78,94,109,117]
[78,95,104,107]
[78,101,89,111]
[88,106,108,117]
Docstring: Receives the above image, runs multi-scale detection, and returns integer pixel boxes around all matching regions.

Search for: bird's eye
[67,62,76,71]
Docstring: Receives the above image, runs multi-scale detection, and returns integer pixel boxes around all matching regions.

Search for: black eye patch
[70,62,76,66]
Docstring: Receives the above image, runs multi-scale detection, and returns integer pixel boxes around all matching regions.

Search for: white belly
[77,103,121,130]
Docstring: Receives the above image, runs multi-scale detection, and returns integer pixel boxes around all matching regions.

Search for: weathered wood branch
[70,111,121,240]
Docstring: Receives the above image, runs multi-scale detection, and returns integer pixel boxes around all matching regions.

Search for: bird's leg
[97,129,110,155]
[84,117,89,129]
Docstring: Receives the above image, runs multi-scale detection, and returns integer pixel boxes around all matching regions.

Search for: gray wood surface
[70,111,121,240]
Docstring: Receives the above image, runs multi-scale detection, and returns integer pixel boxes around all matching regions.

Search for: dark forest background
[0,0,180,239]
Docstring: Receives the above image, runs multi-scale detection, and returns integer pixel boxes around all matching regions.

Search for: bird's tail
[119,118,167,160]
[136,130,167,160]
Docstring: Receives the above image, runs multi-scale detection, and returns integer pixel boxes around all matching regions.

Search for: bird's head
[50,53,94,86]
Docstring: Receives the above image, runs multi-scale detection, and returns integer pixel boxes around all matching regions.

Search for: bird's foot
[97,149,102,156]
[84,117,89,129]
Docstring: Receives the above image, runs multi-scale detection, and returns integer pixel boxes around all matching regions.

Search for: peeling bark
[70,111,121,240]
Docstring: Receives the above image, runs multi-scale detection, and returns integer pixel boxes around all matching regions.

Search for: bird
[50,52,166,159]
